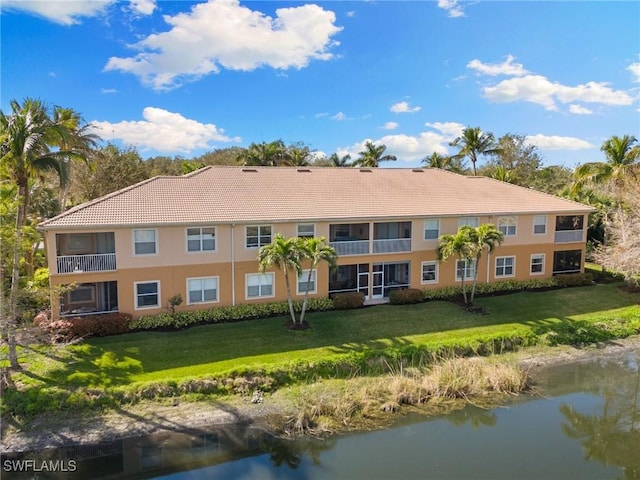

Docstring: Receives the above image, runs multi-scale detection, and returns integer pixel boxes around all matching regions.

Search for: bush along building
[38,166,593,319]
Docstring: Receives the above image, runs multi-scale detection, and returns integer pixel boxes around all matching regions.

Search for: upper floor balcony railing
[554,230,584,243]
[373,238,412,254]
[330,240,370,256]
[56,253,117,274]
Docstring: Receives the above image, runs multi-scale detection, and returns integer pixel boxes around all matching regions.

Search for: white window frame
[421,261,438,284]
[297,269,317,295]
[458,217,479,228]
[133,229,157,256]
[455,259,477,281]
[186,227,216,253]
[245,225,272,249]
[530,254,545,275]
[297,223,316,238]
[533,215,547,235]
[424,219,440,240]
[186,276,219,305]
[246,273,274,299]
[134,281,160,310]
[498,216,517,236]
[495,256,516,278]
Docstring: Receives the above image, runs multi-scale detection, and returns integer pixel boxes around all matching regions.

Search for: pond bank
[3,335,640,455]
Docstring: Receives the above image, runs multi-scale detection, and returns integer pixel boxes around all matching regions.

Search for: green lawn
[16,283,640,392]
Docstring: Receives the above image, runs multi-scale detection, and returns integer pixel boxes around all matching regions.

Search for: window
[421,262,438,284]
[530,254,545,275]
[187,227,216,252]
[134,229,157,255]
[498,216,517,236]
[246,273,274,298]
[533,215,547,235]
[458,217,479,228]
[424,219,439,240]
[495,256,515,277]
[135,281,160,309]
[67,233,92,251]
[553,250,582,273]
[69,284,94,303]
[246,225,272,248]
[297,270,317,295]
[297,224,315,238]
[555,215,584,231]
[187,277,218,304]
[455,259,477,280]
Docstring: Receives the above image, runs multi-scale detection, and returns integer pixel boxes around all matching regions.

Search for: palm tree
[450,127,502,176]
[467,224,504,304]
[353,141,396,168]
[240,140,287,166]
[571,135,639,243]
[488,165,519,184]
[258,234,303,326]
[298,236,337,325]
[421,152,465,174]
[436,226,476,304]
[329,152,352,167]
[1,98,77,367]
[284,144,312,167]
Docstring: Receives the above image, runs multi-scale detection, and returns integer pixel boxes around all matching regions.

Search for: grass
[10,283,640,394]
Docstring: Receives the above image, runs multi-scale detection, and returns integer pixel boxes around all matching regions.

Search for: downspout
[486,251,491,284]
[231,224,236,306]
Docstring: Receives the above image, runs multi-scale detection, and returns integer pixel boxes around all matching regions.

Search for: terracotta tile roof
[39,166,593,229]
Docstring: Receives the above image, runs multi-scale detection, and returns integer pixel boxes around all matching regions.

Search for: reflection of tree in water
[446,405,498,429]
[560,357,640,479]
[260,434,337,470]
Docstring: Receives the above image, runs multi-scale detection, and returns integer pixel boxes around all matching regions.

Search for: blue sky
[2,0,639,169]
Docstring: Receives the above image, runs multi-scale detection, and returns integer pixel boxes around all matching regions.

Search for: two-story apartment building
[39,166,593,319]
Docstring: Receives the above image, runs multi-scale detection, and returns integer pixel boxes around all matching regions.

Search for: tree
[450,127,501,176]
[487,165,519,184]
[328,152,352,167]
[258,234,303,326]
[484,133,543,186]
[1,98,95,368]
[421,152,466,174]
[436,226,475,304]
[298,237,337,324]
[284,143,313,167]
[353,141,396,168]
[467,224,504,304]
[239,140,287,166]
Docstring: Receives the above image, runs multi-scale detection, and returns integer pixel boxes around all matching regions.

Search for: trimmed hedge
[331,292,365,310]
[423,278,560,302]
[389,288,423,305]
[555,272,594,287]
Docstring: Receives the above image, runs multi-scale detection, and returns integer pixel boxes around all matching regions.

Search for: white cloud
[129,0,156,16]
[525,134,595,151]
[2,0,113,25]
[482,74,633,111]
[383,122,399,130]
[424,121,465,140]
[437,0,465,18]
[104,0,342,91]
[390,101,421,113]
[346,11,356,18]
[331,112,349,121]
[568,104,593,115]
[101,88,118,94]
[628,62,640,83]
[92,107,240,153]
[467,55,529,77]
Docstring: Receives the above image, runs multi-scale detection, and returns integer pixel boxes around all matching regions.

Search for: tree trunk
[299,267,314,325]
[283,270,297,325]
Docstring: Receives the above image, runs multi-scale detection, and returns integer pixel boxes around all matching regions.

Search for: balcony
[373,238,412,254]
[57,253,117,274]
[330,240,370,256]
[554,230,583,243]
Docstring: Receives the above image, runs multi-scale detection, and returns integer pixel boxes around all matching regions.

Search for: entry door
[372,264,384,299]
[358,264,369,300]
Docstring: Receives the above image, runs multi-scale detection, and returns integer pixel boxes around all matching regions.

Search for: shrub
[389,288,423,305]
[44,313,132,342]
[555,272,594,287]
[423,278,559,302]
[331,292,365,310]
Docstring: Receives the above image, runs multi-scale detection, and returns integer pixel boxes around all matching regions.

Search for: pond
[3,349,639,479]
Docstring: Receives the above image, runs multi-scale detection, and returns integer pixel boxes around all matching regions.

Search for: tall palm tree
[467,224,504,304]
[258,234,303,326]
[284,144,312,167]
[353,141,396,168]
[572,135,639,243]
[437,226,476,304]
[421,152,465,174]
[450,127,501,176]
[0,98,93,368]
[298,236,337,325]
[329,152,352,167]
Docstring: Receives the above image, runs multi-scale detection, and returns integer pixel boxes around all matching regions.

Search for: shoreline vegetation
[1,280,640,453]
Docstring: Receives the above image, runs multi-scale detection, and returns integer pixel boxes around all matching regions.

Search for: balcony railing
[373,238,412,254]
[57,253,116,274]
[330,240,370,256]
[554,230,584,243]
